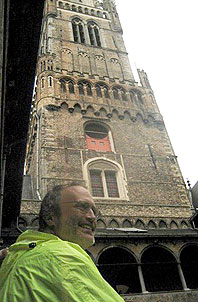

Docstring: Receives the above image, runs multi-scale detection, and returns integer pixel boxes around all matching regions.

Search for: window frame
[89,168,120,198]
[83,158,128,201]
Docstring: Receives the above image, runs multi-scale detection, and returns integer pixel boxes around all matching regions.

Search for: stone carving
[110,57,119,64]
[78,51,89,58]
[62,48,72,55]
[95,54,105,61]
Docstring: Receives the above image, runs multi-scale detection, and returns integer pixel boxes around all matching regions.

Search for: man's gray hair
[38,182,86,231]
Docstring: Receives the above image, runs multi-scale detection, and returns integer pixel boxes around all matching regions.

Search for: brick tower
[22,0,198,301]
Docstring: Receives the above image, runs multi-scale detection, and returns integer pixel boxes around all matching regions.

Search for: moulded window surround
[113,87,119,100]
[130,90,135,102]
[83,158,128,200]
[61,79,75,94]
[78,82,84,95]
[48,76,53,87]
[88,22,101,47]
[60,81,66,92]
[78,81,92,96]
[72,5,77,11]
[104,86,110,98]
[97,11,101,17]
[121,89,127,101]
[137,92,143,104]
[72,18,85,44]
[41,77,45,89]
[86,83,92,96]
[78,6,83,13]
[96,83,109,98]
[68,81,75,93]
[96,85,102,97]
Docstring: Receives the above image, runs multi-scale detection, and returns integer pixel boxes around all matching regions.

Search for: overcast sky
[116,0,198,187]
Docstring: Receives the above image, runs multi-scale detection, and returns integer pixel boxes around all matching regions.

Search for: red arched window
[85,123,111,152]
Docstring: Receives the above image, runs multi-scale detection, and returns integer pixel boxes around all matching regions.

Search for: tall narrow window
[72,18,85,44]
[113,87,119,100]
[68,81,74,93]
[121,88,127,101]
[90,170,104,197]
[104,86,109,98]
[41,78,45,89]
[48,76,53,87]
[105,171,119,197]
[78,82,84,95]
[96,85,102,97]
[87,83,92,96]
[88,22,101,47]
[130,90,135,102]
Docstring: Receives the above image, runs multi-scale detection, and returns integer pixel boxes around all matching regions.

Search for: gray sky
[116,0,198,187]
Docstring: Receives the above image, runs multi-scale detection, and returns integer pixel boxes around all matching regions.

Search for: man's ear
[45,215,57,228]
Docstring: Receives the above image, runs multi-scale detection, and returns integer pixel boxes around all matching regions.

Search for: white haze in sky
[116,0,198,187]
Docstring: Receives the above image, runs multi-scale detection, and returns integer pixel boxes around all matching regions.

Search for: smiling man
[0,183,124,302]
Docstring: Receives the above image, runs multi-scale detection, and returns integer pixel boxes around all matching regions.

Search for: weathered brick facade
[21,0,198,300]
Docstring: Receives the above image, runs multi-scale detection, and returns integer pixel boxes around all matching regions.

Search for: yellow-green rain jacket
[0,230,124,302]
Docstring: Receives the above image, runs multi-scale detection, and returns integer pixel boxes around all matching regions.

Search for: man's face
[53,186,97,249]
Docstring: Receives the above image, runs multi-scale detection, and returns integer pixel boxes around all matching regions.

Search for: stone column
[177,263,190,291]
[138,264,148,294]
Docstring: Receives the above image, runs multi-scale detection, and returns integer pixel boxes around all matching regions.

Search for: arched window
[104,86,109,98]
[68,81,74,93]
[141,246,182,292]
[137,92,143,103]
[72,5,76,11]
[98,247,141,294]
[87,160,121,199]
[96,84,102,97]
[86,83,92,96]
[78,6,82,13]
[84,8,89,14]
[60,78,74,94]
[180,245,198,289]
[112,87,119,100]
[88,21,101,47]
[78,82,84,95]
[96,83,109,98]
[121,88,127,101]
[78,81,92,96]
[130,90,135,102]
[72,18,85,44]
[41,77,45,89]
[97,11,101,17]
[84,158,127,200]
[85,123,111,152]
[48,76,53,87]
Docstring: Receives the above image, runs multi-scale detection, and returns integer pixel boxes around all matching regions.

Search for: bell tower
[22,0,198,299]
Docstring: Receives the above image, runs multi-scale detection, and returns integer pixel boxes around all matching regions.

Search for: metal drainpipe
[35,113,42,201]
[0,154,6,240]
